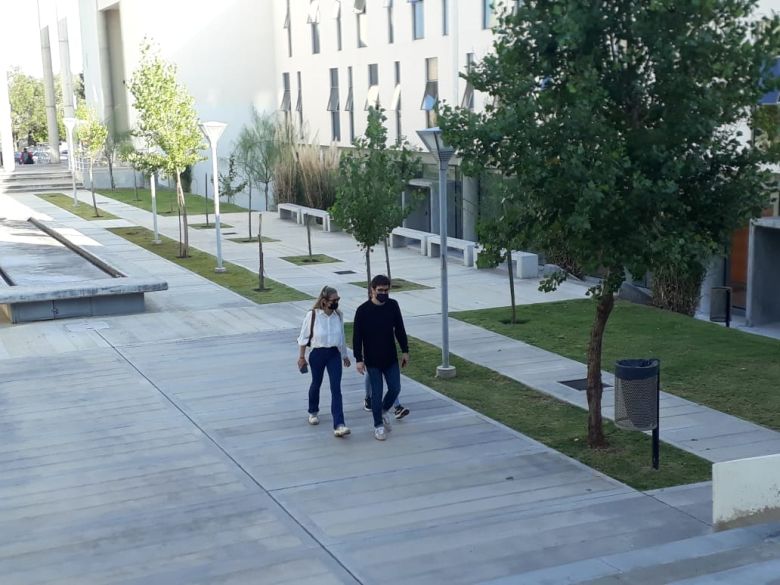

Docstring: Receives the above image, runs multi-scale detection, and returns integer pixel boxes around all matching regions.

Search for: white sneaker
[308,414,319,425]
[382,413,392,432]
[374,426,387,441]
[334,425,351,437]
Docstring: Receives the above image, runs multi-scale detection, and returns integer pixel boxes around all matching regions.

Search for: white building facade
[77,0,512,229]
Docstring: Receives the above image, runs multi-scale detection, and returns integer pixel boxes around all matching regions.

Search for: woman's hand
[343,356,351,368]
[297,356,307,370]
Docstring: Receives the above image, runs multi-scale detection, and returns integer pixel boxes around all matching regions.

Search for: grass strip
[348,278,431,292]
[344,323,711,491]
[96,187,246,215]
[454,300,780,432]
[281,254,341,265]
[38,193,119,220]
[108,226,311,304]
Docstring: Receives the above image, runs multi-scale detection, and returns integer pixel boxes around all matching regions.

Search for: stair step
[494,522,780,585]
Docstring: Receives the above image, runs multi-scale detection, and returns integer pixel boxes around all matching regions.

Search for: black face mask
[376,293,389,304]
[328,301,339,311]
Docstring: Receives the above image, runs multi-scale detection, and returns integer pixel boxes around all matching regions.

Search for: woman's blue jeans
[308,347,345,428]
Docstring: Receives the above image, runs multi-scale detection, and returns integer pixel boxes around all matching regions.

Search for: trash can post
[652,364,660,470]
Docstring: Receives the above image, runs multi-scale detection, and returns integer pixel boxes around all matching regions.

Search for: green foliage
[126,41,204,182]
[126,40,204,255]
[75,103,108,160]
[7,68,71,145]
[439,0,780,446]
[235,107,279,206]
[219,154,247,204]
[330,107,421,254]
[440,0,780,298]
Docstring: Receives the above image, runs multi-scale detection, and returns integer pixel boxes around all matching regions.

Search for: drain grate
[334,270,356,275]
[223,231,237,235]
[559,378,612,392]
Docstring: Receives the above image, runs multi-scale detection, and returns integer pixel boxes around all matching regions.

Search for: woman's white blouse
[297,309,347,356]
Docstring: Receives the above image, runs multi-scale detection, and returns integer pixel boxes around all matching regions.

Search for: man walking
[353,275,409,441]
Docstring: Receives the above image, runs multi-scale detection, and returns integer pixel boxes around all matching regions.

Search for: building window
[308,1,321,53]
[482,0,496,29]
[386,0,394,44]
[356,2,367,48]
[461,53,475,111]
[442,0,448,36]
[280,72,291,121]
[366,63,379,110]
[296,71,304,137]
[284,0,292,57]
[346,66,355,143]
[412,0,424,40]
[421,57,438,128]
[392,61,402,142]
[328,68,341,142]
[333,0,342,50]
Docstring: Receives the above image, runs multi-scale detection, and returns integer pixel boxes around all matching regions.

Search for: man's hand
[356,361,366,375]
[401,353,410,368]
[343,356,351,368]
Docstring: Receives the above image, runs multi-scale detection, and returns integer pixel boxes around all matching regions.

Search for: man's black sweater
[352,298,409,369]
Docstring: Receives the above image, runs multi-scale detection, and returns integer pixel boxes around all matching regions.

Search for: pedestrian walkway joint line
[94,329,364,585]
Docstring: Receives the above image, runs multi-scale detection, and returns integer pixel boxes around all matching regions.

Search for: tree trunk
[133,171,139,201]
[264,182,269,212]
[507,249,516,324]
[258,213,265,290]
[306,214,313,260]
[365,248,372,298]
[89,161,100,217]
[176,173,189,258]
[108,156,115,191]
[586,292,615,448]
[248,182,253,240]
[384,238,392,282]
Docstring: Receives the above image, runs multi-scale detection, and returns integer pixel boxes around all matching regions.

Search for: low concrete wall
[713,453,780,530]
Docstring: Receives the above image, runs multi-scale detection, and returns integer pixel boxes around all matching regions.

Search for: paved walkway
[0,189,778,583]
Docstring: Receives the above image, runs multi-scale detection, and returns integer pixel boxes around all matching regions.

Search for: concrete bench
[427,235,476,267]
[278,203,303,224]
[390,227,430,255]
[474,248,539,279]
[300,206,339,232]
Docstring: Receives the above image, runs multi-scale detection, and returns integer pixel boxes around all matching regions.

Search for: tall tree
[235,107,280,238]
[75,104,108,217]
[127,41,203,257]
[330,107,420,292]
[440,0,780,447]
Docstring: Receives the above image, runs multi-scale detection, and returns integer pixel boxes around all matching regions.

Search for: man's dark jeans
[367,362,401,428]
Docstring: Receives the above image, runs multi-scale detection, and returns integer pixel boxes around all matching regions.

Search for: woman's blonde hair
[312,285,342,318]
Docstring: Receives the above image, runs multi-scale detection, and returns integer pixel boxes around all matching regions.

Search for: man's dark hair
[370,274,391,289]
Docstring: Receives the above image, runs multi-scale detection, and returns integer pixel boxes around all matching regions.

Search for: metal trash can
[614,358,659,432]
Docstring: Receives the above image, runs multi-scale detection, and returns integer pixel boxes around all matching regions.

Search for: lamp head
[416,127,455,165]
[199,121,227,145]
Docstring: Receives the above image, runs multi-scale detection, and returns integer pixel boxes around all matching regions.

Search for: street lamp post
[417,127,456,379]
[63,116,78,206]
[200,121,227,273]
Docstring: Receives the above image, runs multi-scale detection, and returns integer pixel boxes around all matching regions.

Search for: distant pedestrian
[297,286,351,438]
[22,148,34,164]
[353,275,410,441]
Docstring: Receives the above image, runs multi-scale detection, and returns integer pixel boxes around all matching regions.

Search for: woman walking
[297,286,351,437]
